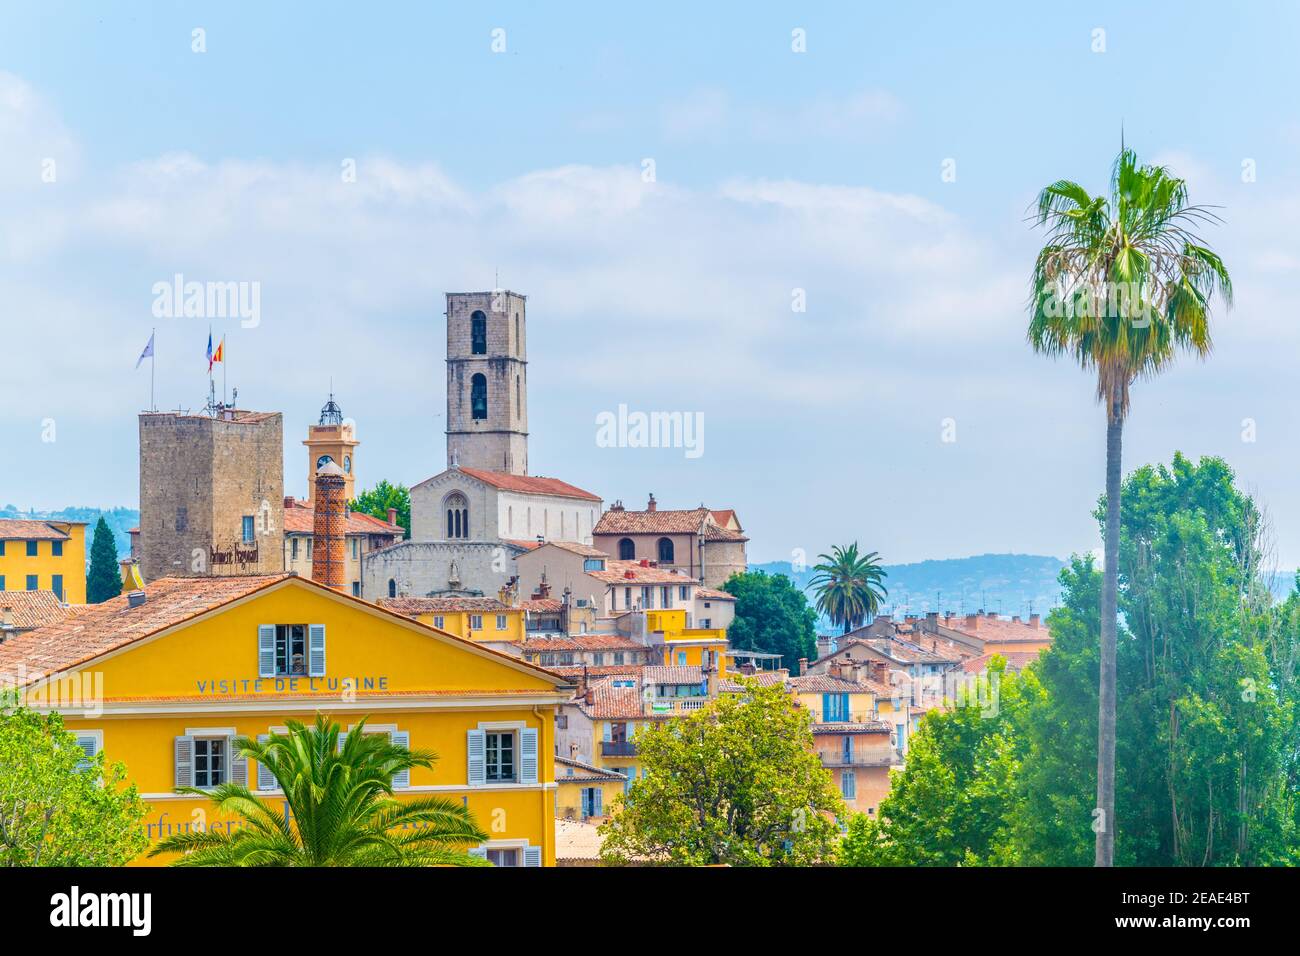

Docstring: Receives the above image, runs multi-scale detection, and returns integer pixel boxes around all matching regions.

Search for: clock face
[343,455,352,473]
[316,454,334,469]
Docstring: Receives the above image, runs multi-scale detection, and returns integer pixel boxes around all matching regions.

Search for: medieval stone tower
[445,290,528,475]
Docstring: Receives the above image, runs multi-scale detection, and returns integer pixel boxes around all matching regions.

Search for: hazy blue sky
[4,2,1300,567]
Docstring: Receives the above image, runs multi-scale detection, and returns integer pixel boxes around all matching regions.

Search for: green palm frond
[1027,146,1232,420]
[809,543,889,635]
[149,714,486,867]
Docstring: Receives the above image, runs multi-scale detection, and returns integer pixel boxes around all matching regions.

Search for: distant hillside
[750,553,1069,626]
[0,505,138,562]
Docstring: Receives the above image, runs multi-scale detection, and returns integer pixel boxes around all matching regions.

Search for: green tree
[0,700,149,865]
[1027,148,1232,865]
[722,570,817,667]
[351,480,411,539]
[809,543,888,634]
[151,715,488,866]
[1020,456,1297,866]
[85,515,122,603]
[600,679,845,865]
[841,659,1040,866]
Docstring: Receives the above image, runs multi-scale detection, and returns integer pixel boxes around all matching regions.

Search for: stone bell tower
[445,290,529,475]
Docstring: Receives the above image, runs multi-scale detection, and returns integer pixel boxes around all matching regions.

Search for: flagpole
[150,327,156,411]
[222,336,227,407]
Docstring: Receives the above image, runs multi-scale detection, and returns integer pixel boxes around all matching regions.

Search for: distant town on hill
[0,505,138,561]
[751,553,1070,628]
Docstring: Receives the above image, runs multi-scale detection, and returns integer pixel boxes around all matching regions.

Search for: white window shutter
[257,625,276,677]
[467,729,486,785]
[256,734,275,791]
[174,736,194,789]
[593,786,602,816]
[523,845,542,867]
[229,736,248,787]
[520,728,539,784]
[308,624,326,677]
[74,734,98,773]
[337,729,349,754]
[391,730,410,788]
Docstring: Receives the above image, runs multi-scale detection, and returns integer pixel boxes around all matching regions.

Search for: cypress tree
[86,516,122,604]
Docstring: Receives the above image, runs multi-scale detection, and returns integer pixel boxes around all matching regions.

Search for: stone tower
[445,290,528,475]
[303,393,358,504]
[311,460,347,591]
[138,409,285,581]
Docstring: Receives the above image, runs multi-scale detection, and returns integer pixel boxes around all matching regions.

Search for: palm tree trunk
[1096,408,1122,867]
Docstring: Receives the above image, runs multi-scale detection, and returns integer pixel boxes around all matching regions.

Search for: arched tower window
[657,537,674,563]
[388,579,397,598]
[445,493,469,540]
[471,373,487,420]
[471,311,487,355]
[618,538,635,560]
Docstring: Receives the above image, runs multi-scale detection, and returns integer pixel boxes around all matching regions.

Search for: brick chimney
[965,613,979,630]
[610,500,624,512]
[1029,613,1041,629]
[798,657,808,676]
[647,493,657,512]
[387,507,399,528]
[311,461,347,591]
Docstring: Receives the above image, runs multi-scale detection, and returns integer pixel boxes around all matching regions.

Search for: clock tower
[303,393,359,505]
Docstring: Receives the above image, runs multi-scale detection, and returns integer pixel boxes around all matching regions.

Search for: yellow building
[645,609,729,674]
[553,755,625,821]
[0,518,86,605]
[0,573,573,866]
[379,596,528,642]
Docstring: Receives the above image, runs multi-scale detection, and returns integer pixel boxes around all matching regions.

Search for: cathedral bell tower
[445,290,529,475]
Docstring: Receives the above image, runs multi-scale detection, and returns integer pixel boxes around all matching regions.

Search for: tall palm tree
[809,543,889,635]
[1028,147,1231,866]
[150,715,488,866]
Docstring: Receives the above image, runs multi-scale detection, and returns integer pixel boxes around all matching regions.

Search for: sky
[4,1,1300,567]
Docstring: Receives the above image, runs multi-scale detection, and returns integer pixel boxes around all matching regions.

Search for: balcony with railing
[818,749,898,769]
[645,697,709,715]
[600,740,638,757]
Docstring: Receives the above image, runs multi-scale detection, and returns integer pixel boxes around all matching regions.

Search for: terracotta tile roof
[549,663,644,679]
[556,755,627,781]
[786,673,875,694]
[643,664,705,685]
[502,539,543,551]
[0,590,75,631]
[939,613,1051,644]
[555,818,607,861]
[718,669,788,692]
[695,587,735,601]
[455,467,601,502]
[0,519,72,541]
[520,634,643,652]
[576,680,652,720]
[961,651,1043,673]
[702,524,748,542]
[587,560,698,586]
[540,541,609,558]
[710,509,740,529]
[378,596,512,614]
[519,598,563,613]
[593,506,748,541]
[283,501,402,536]
[0,575,292,682]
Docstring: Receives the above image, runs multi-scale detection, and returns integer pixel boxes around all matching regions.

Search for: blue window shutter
[174,736,194,789]
[257,625,276,677]
[593,787,602,816]
[523,845,542,867]
[229,735,248,787]
[822,693,831,720]
[391,730,411,788]
[256,734,275,791]
[337,730,349,753]
[602,722,612,743]
[467,729,486,785]
[74,734,98,773]
[520,728,539,784]
[308,624,326,676]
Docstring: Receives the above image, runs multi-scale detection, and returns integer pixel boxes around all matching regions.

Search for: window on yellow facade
[26,540,37,557]
[52,540,63,557]
[496,614,507,630]
[26,575,37,591]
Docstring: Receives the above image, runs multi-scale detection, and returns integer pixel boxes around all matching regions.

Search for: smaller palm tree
[809,543,888,635]
[150,715,488,866]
